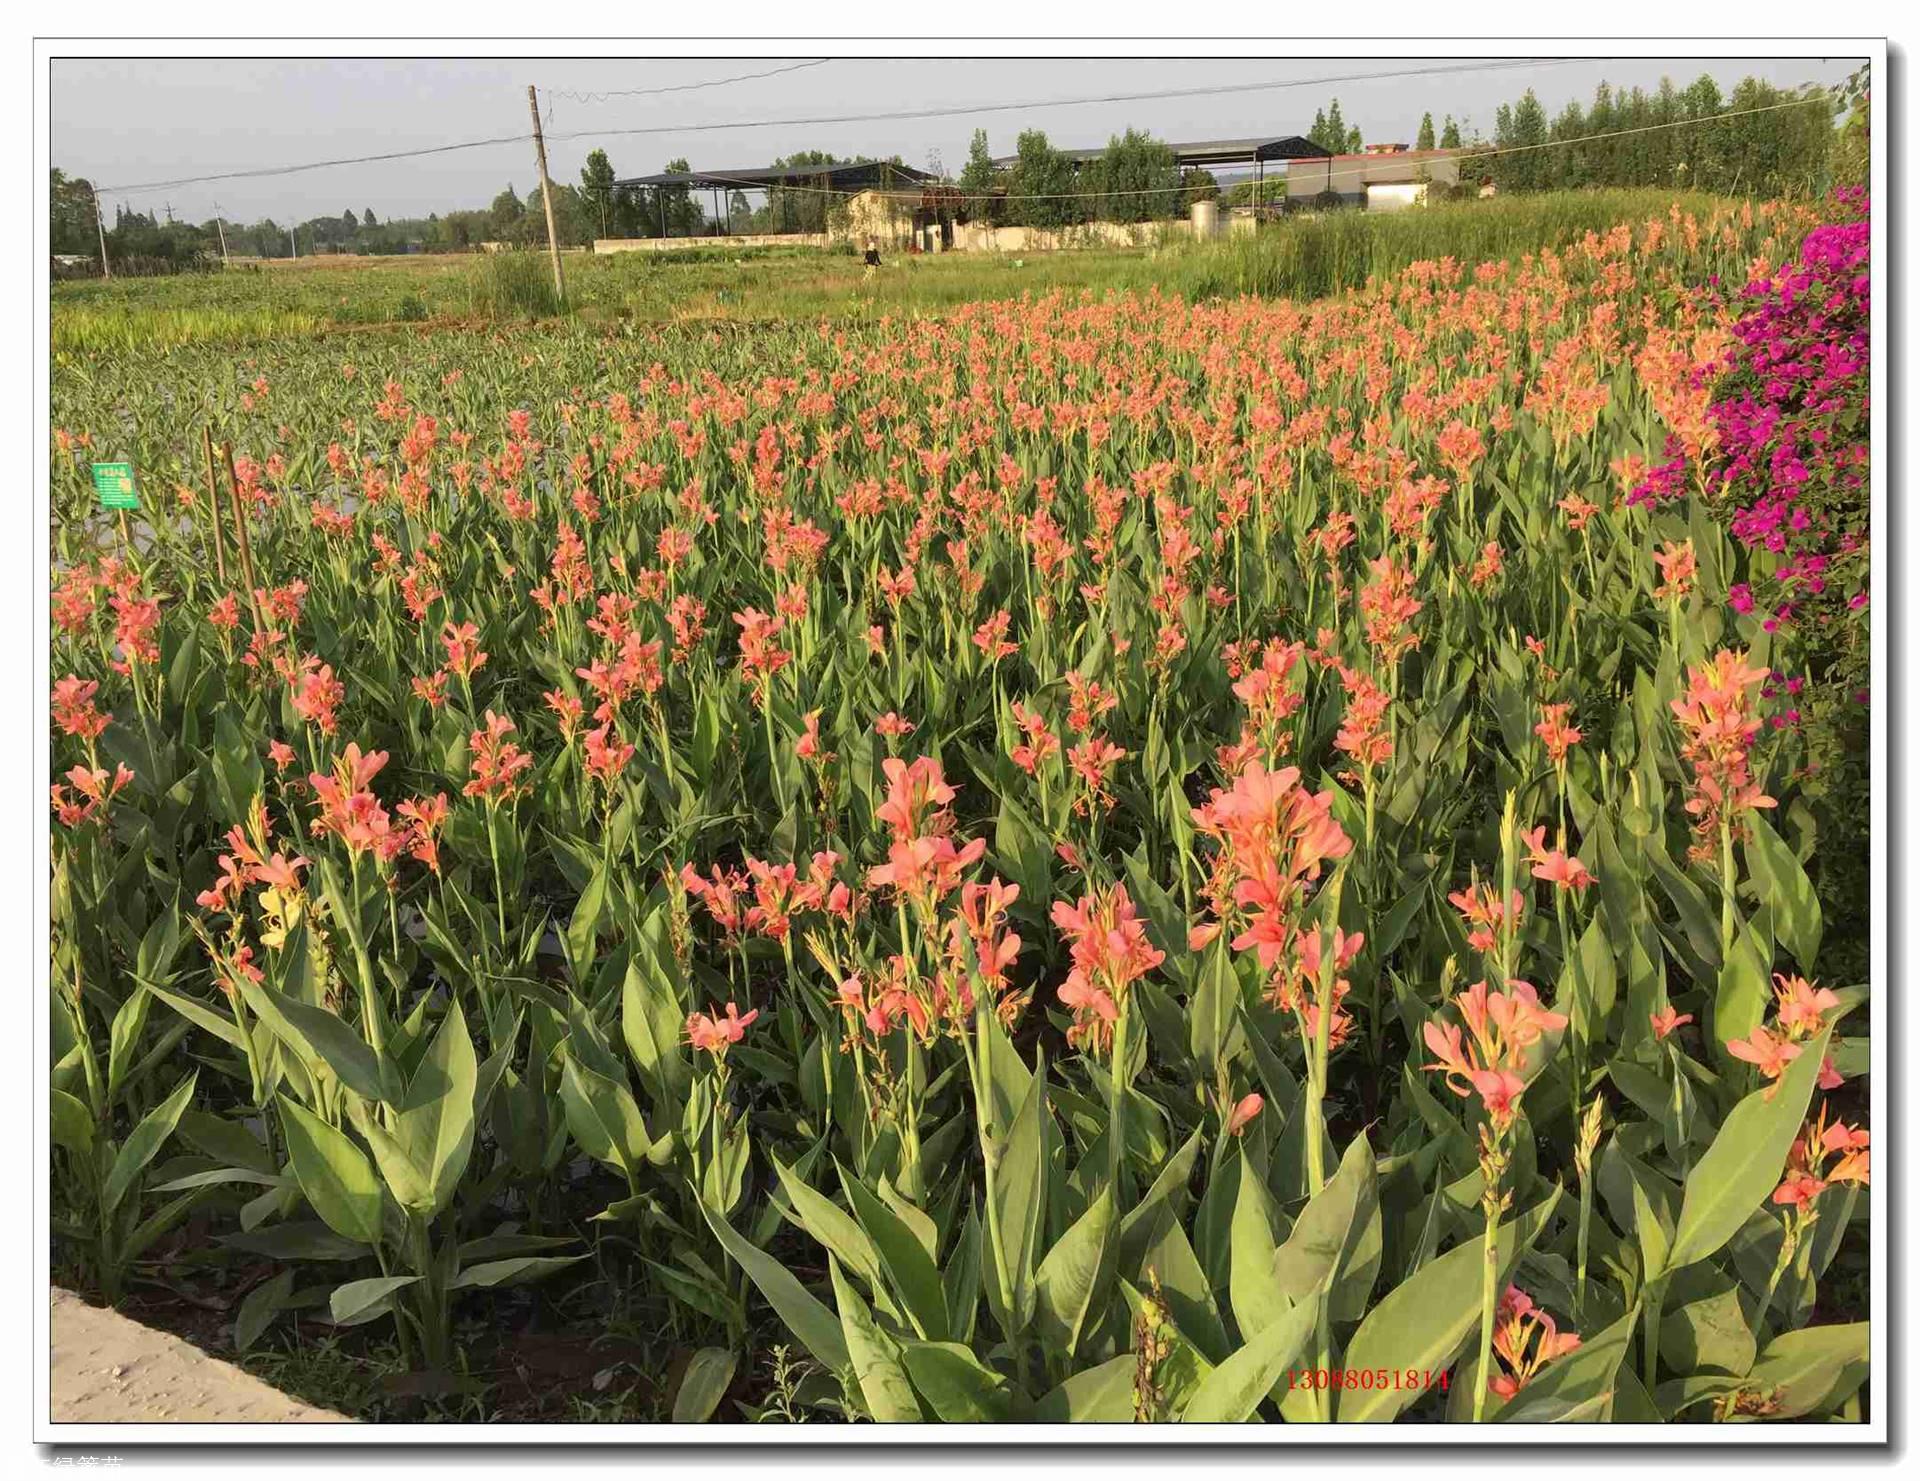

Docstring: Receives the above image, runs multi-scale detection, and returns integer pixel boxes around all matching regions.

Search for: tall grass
[464,250,566,322]
[1160,189,1734,301]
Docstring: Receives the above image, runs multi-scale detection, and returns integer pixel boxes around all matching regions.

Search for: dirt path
[50,1287,349,1424]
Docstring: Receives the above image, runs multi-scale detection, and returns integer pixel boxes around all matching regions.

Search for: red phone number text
[1286,1368,1450,1391]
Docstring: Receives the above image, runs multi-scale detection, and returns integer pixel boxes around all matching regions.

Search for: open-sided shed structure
[614,160,936,238]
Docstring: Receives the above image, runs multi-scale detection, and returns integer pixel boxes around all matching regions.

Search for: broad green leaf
[106,986,153,1103]
[148,1166,282,1193]
[1666,1025,1831,1272]
[671,1346,739,1424]
[558,1053,651,1181]
[278,1098,384,1247]
[772,1154,888,1298]
[986,1048,1047,1331]
[179,1109,275,1176]
[1117,1126,1203,1275]
[395,1000,478,1217]
[450,1254,586,1289]
[262,985,396,1105]
[1339,1189,1562,1422]
[1180,1300,1316,1422]
[143,983,247,1050]
[622,951,690,1111]
[1189,943,1240,1080]
[831,1258,922,1422]
[1272,1132,1380,1321]
[1711,921,1773,1057]
[51,1090,93,1156]
[1661,1286,1756,1378]
[219,1221,369,1261]
[900,1341,1011,1422]
[1740,1322,1869,1419]
[699,1201,849,1374]
[329,1274,418,1325]
[842,1165,948,1341]
[1746,814,1822,974]
[1227,1153,1290,1340]
[1032,1355,1137,1422]
[233,1268,295,1353]
[1033,1182,1115,1359]
[101,1070,197,1219]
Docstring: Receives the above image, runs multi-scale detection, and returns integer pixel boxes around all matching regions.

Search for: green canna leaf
[830,1258,922,1422]
[900,1341,1011,1423]
[1179,1299,1317,1422]
[1339,1189,1562,1422]
[699,1201,849,1376]
[1665,1024,1831,1273]
[1032,1181,1115,1360]
[100,1070,197,1220]
[278,1097,384,1247]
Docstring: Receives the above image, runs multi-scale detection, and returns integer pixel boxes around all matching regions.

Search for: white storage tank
[1189,199,1221,240]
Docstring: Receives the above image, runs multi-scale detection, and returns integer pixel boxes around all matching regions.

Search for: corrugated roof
[990,135,1331,169]
[615,161,934,190]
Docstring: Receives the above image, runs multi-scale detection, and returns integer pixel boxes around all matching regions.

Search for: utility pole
[212,201,231,266]
[527,84,567,302]
[289,226,298,259]
[91,183,111,279]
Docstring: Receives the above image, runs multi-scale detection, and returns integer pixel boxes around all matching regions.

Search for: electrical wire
[542,59,832,104]
[94,56,1574,195]
[92,66,1837,203]
[546,58,1582,144]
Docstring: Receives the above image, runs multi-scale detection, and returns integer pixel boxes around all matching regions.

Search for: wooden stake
[92,183,111,280]
[220,441,265,631]
[528,85,567,303]
[202,425,229,585]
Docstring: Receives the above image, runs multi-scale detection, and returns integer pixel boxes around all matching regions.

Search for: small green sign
[92,461,140,512]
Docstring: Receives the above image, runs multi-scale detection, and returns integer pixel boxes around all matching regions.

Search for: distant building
[1286,148,1464,208]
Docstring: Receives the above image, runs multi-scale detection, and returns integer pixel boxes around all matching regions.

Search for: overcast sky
[51,54,1859,225]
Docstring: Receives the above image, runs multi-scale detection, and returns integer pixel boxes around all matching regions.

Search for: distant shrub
[465,250,563,320]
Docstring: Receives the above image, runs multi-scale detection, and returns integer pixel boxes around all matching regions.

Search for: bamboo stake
[221,441,265,631]
[202,425,229,586]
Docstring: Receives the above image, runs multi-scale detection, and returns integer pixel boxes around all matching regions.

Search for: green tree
[49,169,101,258]
[364,206,378,228]
[488,184,525,239]
[1832,62,1869,189]
[957,128,1004,224]
[1441,116,1462,149]
[1084,128,1179,223]
[1493,89,1550,191]
[1416,112,1436,150]
[580,148,619,238]
[1005,129,1082,229]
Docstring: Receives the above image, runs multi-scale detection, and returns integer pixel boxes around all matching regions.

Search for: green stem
[1473,1197,1499,1423]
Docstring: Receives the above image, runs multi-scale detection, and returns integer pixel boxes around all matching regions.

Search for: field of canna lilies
[47,190,1873,1426]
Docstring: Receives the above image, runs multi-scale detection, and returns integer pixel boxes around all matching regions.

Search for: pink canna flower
[1649,1005,1694,1040]
[1724,1025,1801,1083]
[1226,1092,1265,1136]
[686,1001,758,1055]
[464,711,533,803]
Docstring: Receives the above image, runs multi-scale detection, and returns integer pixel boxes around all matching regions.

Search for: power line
[542,58,832,104]
[547,58,1583,145]
[91,63,1835,204]
[95,132,530,195]
[94,57,1574,196]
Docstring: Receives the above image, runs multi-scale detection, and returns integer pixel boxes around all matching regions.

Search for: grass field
[53,190,1751,355]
